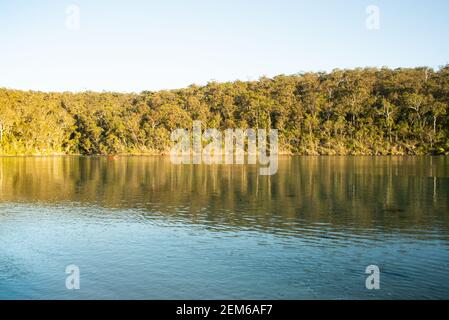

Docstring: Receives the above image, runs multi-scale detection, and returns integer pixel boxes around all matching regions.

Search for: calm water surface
[0,156,448,299]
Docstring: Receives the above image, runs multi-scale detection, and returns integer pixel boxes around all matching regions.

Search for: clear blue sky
[1,0,448,92]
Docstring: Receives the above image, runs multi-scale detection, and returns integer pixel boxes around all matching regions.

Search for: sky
[0,0,448,93]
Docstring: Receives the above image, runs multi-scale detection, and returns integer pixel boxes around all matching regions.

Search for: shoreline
[0,152,447,157]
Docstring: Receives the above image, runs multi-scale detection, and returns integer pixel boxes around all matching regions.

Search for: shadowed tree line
[1,67,448,155]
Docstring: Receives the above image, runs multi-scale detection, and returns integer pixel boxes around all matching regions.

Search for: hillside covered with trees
[0,67,448,156]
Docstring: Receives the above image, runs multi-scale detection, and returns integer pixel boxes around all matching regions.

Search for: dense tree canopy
[1,67,448,155]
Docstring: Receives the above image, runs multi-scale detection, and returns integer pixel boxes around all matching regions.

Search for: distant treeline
[0,67,448,155]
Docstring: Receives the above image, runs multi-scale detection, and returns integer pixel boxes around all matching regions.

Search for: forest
[0,66,448,156]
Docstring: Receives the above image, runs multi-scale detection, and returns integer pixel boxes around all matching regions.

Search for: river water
[0,156,448,299]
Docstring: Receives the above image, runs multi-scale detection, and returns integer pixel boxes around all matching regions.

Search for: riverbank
[1,67,448,158]
[0,150,448,157]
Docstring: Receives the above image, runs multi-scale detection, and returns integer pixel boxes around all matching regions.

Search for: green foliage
[1,66,449,155]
